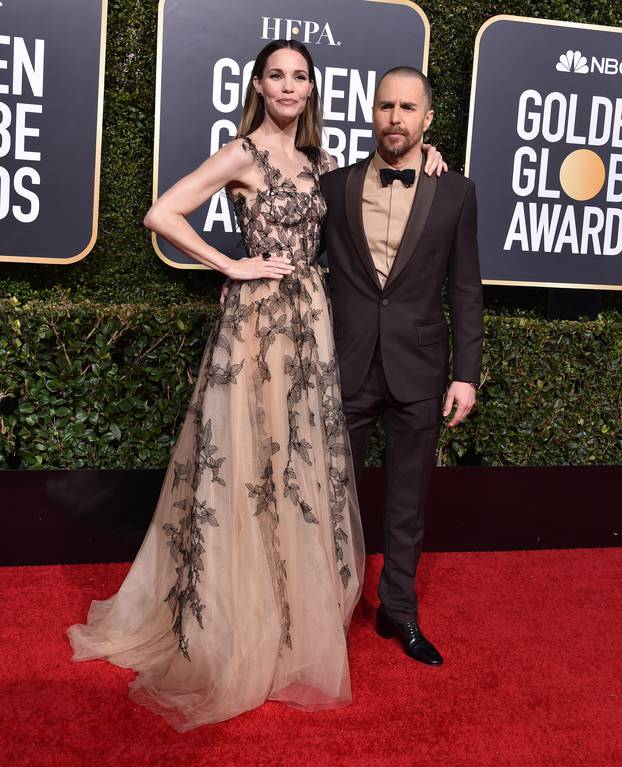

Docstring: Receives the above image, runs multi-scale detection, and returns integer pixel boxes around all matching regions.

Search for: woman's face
[254,48,314,124]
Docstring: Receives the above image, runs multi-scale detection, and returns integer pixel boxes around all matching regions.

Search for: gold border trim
[152,0,431,269]
[0,1,108,265]
[151,0,205,269]
[465,14,622,291]
[483,278,622,291]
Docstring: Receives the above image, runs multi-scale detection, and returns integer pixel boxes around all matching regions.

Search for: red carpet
[1,550,621,767]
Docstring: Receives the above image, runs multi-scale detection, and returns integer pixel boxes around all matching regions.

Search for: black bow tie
[379,168,416,188]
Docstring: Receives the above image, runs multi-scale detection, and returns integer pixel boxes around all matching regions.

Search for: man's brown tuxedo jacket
[320,156,484,403]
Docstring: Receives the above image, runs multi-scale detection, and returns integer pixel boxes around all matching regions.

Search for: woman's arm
[421,143,448,176]
[144,139,294,281]
[317,144,447,176]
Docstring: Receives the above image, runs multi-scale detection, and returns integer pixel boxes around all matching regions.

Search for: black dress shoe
[376,606,444,666]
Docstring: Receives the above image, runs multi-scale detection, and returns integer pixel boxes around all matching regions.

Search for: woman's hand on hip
[224,255,295,281]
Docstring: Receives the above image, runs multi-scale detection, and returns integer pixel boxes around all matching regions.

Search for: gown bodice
[231,136,331,269]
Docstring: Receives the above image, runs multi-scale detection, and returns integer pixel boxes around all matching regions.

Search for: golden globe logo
[504,89,622,256]
[260,17,341,46]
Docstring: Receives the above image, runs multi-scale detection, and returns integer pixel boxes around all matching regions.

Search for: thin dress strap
[241,136,279,192]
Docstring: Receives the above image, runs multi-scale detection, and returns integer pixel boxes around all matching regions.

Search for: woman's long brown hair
[237,39,322,151]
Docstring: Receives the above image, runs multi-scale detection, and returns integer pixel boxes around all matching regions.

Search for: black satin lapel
[345,156,382,290]
[384,171,437,292]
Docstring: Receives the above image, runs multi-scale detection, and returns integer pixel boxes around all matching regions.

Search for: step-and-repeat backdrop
[466,16,622,289]
[152,0,428,267]
[0,0,107,264]
[1,1,620,289]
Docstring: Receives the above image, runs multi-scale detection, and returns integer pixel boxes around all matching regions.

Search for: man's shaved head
[372,66,435,162]
[375,66,432,111]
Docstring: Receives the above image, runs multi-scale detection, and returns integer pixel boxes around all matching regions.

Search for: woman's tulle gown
[67,137,365,731]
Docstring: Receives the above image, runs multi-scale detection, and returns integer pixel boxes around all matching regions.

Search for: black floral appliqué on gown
[68,137,365,731]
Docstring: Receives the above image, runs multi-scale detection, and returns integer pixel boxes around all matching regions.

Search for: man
[320,67,483,666]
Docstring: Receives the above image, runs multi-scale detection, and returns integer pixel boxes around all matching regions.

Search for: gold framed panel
[151,0,431,269]
[0,0,108,265]
[465,14,622,291]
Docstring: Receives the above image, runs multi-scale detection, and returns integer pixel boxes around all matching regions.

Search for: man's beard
[378,130,416,158]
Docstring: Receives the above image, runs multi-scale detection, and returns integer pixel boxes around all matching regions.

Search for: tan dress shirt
[362,151,422,287]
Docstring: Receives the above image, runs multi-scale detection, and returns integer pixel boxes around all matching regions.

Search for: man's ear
[424,109,434,132]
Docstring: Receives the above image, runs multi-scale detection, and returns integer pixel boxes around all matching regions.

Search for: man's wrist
[454,380,478,390]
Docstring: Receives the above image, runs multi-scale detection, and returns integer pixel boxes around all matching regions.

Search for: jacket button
[381,298,389,307]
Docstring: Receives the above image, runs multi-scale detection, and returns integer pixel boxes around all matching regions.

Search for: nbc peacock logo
[556,50,588,74]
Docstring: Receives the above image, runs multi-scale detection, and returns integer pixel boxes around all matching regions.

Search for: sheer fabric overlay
[67,137,365,731]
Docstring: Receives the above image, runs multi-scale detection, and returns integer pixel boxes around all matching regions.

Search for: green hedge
[1,0,621,307]
[0,298,217,469]
[1,299,619,469]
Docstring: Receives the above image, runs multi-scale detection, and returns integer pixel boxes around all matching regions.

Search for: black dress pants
[342,346,442,622]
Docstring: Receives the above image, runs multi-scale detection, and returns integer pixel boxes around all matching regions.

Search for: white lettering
[0,165,9,218]
[517,89,541,141]
[203,190,234,233]
[581,207,604,255]
[0,36,45,97]
[261,17,281,40]
[348,128,373,164]
[612,98,622,148]
[530,203,562,251]
[604,208,622,255]
[323,67,347,120]
[542,92,566,143]
[512,147,537,197]
[591,57,605,75]
[284,19,302,40]
[588,97,612,146]
[0,101,11,157]
[13,37,44,98]
[322,126,346,166]
[347,69,375,123]
[12,166,40,222]
[15,103,41,161]
[210,119,236,156]
[554,206,579,253]
[503,202,529,250]
[606,154,622,202]
[565,94,586,145]
[537,149,560,199]
[212,58,240,113]
[316,22,337,46]
[302,21,320,43]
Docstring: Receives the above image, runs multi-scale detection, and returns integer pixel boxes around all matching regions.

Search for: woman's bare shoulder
[217,137,255,169]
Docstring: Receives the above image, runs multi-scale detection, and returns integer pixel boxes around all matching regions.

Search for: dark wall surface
[2,466,620,565]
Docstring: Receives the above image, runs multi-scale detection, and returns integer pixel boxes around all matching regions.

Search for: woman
[68,39,443,731]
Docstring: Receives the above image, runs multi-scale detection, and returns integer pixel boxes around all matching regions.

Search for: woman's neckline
[241,135,318,198]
